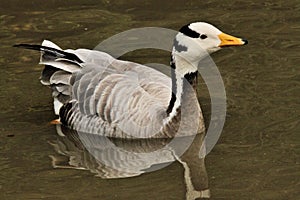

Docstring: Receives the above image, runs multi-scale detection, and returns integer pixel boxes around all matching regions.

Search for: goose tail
[14,40,83,115]
[13,40,83,65]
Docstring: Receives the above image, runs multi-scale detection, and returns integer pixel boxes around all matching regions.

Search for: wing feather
[16,40,175,138]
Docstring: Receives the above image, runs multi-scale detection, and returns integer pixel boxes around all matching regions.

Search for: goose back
[35,40,203,138]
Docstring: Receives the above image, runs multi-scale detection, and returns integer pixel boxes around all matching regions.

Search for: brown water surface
[0,0,299,199]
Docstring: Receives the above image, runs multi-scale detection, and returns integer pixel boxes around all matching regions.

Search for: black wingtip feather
[13,44,43,50]
[13,43,84,63]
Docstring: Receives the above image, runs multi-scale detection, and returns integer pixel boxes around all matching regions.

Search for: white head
[172,22,247,74]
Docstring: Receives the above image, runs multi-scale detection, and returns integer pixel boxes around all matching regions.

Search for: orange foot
[50,119,61,125]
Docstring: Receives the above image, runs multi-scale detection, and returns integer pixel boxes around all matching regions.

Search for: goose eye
[200,34,207,39]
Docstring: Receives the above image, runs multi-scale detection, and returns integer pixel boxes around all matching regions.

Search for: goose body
[16,22,247,139]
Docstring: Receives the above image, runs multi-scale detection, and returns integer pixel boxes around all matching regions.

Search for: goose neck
[166,52,198,118]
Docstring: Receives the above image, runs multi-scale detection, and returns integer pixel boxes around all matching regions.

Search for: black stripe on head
[179,24,200,38]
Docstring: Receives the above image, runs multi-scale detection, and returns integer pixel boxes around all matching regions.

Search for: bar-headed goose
[15,22,247,139]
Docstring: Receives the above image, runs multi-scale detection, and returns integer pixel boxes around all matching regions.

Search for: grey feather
[36,40,204,138]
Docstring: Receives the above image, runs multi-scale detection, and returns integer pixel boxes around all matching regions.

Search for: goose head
[172,22,247,71]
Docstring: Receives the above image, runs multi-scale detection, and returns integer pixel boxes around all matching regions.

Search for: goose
[15,22,247,139]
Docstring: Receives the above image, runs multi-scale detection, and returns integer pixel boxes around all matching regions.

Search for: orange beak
[218,33,248,47]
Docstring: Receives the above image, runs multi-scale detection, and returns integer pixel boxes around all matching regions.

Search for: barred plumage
[15,22,247,138]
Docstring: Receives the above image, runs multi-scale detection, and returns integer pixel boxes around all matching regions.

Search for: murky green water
[0,0,299,199]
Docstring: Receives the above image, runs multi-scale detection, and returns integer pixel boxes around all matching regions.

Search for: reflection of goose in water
[49,125,210,199]
[15,22,247,139]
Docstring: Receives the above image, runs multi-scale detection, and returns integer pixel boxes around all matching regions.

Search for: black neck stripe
[179,24,200,38]
[184,71,198,84]
[166,93,176,114]
[167,57,177,114]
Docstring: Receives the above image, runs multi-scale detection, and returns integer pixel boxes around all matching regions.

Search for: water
[0,0,299,199]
